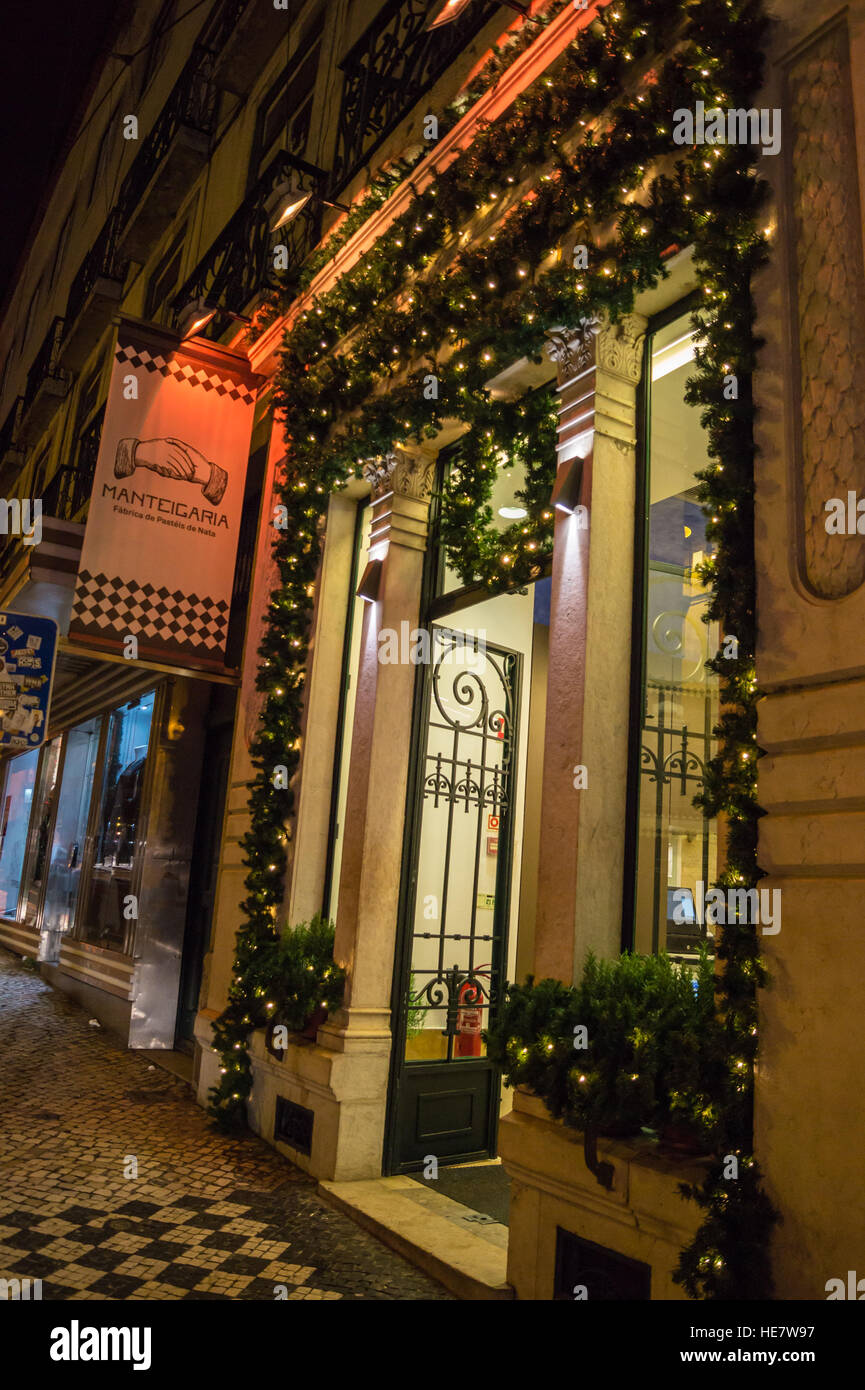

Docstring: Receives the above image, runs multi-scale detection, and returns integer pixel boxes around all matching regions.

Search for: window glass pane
[633,312,719,959]
[78,691,156,951]
[0,749,40,917]
[326,504,372,923]
[440,452,531,595]
[20,736,62,925]
[42,718,101,942]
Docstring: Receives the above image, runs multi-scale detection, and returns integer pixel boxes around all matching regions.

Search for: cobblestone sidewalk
[0,950,450,1301]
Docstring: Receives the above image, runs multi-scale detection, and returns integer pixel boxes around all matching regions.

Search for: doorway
[386,582,547,1172]
[175,692,235,1050]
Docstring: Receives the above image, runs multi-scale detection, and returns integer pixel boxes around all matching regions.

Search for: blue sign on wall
[0,611,58,750]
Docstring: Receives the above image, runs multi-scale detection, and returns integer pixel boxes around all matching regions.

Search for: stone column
[533,313,646,983]
[290,445,435,1178]
[325,446,435,1033]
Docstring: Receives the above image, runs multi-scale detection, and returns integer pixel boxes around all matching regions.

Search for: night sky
[0,0,120,314]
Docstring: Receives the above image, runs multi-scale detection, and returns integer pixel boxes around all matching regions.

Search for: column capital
[546,315,601,389]
[596,312,647,384]
[362,445,436,503]
[546,311,647,388]
[363,446,436,553]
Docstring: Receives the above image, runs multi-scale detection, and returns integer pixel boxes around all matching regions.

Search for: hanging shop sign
[69,320,261,670]
[0,610,58,749]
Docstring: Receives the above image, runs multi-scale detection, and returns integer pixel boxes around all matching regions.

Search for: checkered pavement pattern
[0,951,449,1302]
[115,343,257,407]
[72,571,229,656]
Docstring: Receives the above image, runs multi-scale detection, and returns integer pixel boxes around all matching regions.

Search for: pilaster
[533,313,646,983]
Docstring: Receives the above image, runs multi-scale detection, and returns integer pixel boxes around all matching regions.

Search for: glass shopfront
[0,688,159,957]
[79,692,155,951]
[41,718,101,941]
[20,736,62,925]
[630,306,720,960]
[0,748,39,917]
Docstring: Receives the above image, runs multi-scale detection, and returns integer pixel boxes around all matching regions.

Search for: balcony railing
[23,317,69,416]
[41,407,104,522]
[121,44,216,206]
[64,209,126,338]
[0,397,25,462]
[206,0,302,98]
[171,152,321,334]
[64,45,219,336]
[332,0,500,190]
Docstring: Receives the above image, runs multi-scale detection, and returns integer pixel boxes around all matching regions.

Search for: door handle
[67,842,79,871]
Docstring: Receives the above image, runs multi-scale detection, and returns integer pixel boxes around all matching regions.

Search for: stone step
[318,1175,513,1301]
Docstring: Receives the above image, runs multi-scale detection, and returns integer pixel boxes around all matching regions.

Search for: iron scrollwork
[172,152,321,333]
[331,0,500,191]
[407,629,517,1062]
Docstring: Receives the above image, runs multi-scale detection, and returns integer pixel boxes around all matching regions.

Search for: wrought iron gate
[387,627,520,1171]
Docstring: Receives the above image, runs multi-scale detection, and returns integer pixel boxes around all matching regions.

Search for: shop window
[77,692,156,952]
[630,308,720,959]
[19,736,62,925]
[324,499,372,923]
[0,749,40,918]
[41,717,101,943]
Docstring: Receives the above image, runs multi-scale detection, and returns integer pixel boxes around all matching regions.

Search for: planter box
[499,1090,706,1300]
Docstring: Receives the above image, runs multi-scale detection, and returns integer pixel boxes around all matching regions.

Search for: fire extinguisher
[455,973,486,1058]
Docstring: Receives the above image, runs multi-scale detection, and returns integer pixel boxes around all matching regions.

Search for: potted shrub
[248,915,345,1055]
[488,949,719,1155]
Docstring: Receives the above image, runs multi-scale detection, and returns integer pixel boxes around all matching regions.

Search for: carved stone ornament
[596,314,646,383]
[545,315,601,382]
[362,448,436,501]
[787,18,865,599]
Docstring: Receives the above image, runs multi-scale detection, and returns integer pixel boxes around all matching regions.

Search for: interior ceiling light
[498,505,528,519]
[651,332,702,382]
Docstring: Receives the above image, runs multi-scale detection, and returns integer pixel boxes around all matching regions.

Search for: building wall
[752,0,865,1299]
[2,0,863,1298]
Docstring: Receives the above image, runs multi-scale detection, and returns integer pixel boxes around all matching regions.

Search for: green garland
[208,0,776,1299]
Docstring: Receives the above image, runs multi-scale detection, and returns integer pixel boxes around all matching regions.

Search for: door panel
[390,627,520,1170]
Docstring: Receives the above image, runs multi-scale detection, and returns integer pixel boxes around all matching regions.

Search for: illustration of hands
[115,436,228,505]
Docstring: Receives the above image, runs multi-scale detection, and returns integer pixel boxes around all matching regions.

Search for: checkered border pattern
[73,571,229,654]
[115,344,256,407]
[0,1195,340,1301]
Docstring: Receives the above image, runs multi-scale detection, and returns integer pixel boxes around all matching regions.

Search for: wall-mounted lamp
[426,0,539,30]
[265,179,351,232]
[177,296,252,341]
[357,558,384,603]
[549,456,584,513]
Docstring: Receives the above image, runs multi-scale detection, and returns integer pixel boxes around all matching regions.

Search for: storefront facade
[0,0,862,1302]
[0,667,226,1048]
[192,0,865,1301]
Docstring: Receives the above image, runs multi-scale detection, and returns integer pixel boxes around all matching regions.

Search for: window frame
[71,686,162,957]
[622,290,716,955]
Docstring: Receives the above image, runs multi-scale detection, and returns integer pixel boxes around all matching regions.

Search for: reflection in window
[0,749,39,918]
[20,736,62,924]
[441,451,531,595]
[78,692,155,951]
[633,312,719,959]
[326,502,372,924]
[42,718,101,940]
